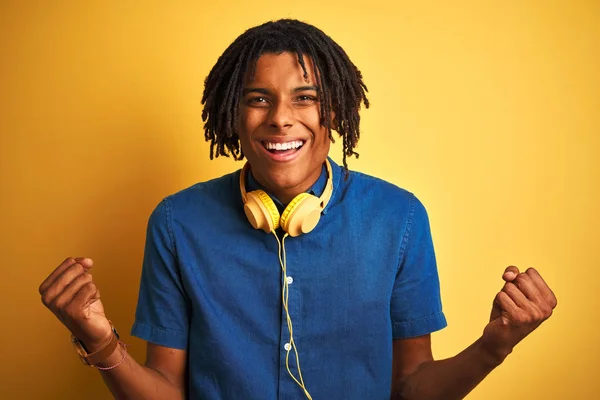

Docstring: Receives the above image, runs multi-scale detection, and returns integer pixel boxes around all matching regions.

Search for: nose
[267,100,294,129]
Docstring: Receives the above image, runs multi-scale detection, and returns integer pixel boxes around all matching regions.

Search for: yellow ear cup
[280,193,322,237]
[244,190,280,232]
[240,159,333,236]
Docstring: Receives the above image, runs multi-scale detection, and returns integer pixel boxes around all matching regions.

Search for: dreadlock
[201,19,369,176]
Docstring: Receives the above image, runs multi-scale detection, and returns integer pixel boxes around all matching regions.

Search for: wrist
[71,321,123,366]
[476,336,512,367]
[79,329,115,353]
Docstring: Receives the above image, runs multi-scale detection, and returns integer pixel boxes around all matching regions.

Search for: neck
[250,166,324,207]
[261,180,315,206]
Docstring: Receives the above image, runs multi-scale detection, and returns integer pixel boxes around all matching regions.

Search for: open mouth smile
[260,140,306,161]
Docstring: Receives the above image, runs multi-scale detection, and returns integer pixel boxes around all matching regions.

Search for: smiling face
[238,52,331,205]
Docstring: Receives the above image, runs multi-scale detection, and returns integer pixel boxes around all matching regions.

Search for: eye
[295,95,318,103]
[246,96,270,107]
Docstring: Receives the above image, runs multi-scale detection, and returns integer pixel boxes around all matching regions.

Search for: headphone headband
[240,159,334,211]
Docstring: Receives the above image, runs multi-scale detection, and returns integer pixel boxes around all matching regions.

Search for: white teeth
[264,140,304,151]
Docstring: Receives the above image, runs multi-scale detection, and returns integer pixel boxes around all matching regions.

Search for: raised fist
[482,266,558,360]
[39,257,113,351]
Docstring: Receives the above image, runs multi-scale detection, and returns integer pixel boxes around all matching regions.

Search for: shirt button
[284,343,292,351]
[286,276,294,284]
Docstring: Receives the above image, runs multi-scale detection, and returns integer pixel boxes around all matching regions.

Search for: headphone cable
[273,231,313,400]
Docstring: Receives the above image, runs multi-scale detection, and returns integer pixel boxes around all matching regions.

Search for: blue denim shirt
[131,158,446,399]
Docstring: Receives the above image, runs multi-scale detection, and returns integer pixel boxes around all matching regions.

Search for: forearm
[95,346,184,400]
[392,337,508,400]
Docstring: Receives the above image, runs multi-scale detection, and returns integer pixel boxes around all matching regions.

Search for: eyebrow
[242,85,319,95]
[293,85,319,93]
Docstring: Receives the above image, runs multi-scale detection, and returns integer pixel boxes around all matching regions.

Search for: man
[39,19,557,399]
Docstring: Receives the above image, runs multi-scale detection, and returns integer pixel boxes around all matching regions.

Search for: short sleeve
[131,198,190,349]
[390,194,447,339]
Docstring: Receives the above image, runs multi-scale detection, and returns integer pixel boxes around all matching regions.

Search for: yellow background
[1,0,598,399]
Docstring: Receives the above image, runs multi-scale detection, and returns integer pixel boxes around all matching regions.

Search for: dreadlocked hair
[201,18,369,177]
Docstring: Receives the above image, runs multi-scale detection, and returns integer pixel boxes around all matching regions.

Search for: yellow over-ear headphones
[239,159,333,237]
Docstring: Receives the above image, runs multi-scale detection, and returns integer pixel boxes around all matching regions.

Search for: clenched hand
[482,266,558,360]
[39,257,113,351]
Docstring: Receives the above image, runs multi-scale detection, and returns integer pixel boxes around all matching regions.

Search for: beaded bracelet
[95,342,130,371]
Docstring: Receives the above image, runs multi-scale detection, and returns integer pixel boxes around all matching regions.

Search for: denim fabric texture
[131,157,447,399]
